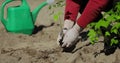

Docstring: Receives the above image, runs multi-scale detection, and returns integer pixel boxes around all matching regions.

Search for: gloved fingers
[57,33,62,45]
[57,32,64,46]
[62,40,73,48]
[62,39,77,48]
[66,43,72,47]
[57,28,68,46]
[62,33,71,48]
[62,42,67,48]
[57,31,62,41]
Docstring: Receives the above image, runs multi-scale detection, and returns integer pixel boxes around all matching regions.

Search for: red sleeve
[77,0,111,28]
[64,0,81,22]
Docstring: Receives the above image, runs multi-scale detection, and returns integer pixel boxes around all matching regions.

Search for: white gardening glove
[62,23,83,48]
[57,20,75,46]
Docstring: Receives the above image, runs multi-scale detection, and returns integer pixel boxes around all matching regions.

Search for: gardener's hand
[57,20,74,46]
[62,23,83,48]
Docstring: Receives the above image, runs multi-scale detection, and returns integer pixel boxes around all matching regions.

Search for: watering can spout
[32,0,54,23]
[32,2,47,23]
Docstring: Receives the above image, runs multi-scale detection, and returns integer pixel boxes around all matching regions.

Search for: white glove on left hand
[57,20,74,46]
[62,23,83,48]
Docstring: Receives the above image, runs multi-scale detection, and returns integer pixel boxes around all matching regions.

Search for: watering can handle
[1,0,13,26]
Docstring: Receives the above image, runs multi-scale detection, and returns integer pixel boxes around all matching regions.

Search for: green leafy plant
[53,11,62,21]
[87,2,120,46]
[48,0,65,29]
[49,0,64,21]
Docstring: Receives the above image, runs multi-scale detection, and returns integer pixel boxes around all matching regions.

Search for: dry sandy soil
[0,0,120,63]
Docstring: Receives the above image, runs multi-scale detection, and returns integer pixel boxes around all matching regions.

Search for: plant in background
[87,2,120,47]
[48,0,65,29]
[48,0,64,21]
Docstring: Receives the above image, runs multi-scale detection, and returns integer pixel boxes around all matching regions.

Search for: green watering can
[0,0,54,35]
